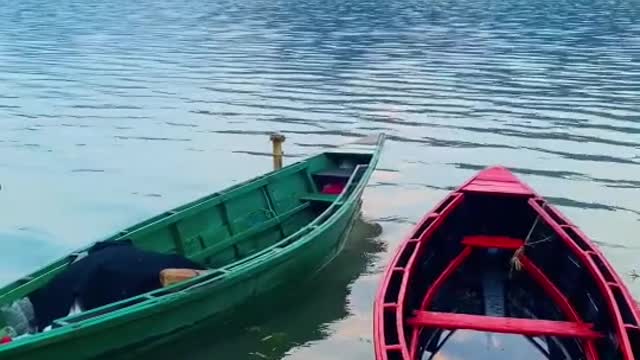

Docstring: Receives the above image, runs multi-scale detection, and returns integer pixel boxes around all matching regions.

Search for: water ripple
[1,0,639,357]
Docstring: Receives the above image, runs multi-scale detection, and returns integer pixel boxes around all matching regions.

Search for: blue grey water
[0,0,638,358]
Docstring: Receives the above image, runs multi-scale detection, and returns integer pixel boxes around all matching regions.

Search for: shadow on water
[106,214,384,360]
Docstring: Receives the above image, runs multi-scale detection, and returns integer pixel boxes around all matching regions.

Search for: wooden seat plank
[408,311,603,339]
[300,193,338,203]
[462,236,524,250]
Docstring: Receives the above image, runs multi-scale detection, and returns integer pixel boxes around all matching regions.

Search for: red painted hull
[373,166,640,360]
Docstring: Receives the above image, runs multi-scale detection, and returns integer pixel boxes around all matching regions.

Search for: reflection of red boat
[374,166,640,360]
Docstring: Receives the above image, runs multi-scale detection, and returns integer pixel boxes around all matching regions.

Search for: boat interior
[379,169,640,360]
[121,151,372,269]
[0,151,373,331]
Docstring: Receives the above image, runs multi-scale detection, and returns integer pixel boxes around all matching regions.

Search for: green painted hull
[0,135,384,359]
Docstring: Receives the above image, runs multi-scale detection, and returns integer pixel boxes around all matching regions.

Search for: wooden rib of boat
[374,166,640,360]
[0,134,385,360]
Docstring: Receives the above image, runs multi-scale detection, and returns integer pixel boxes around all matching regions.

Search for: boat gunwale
[373,165,640,360]
[401,193,465,360]
[0,158,317,305]
[373,191,465,360]
[0,134,386,353]
[529,197,639,360]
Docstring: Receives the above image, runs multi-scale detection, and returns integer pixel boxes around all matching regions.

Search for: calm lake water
[0,0,638,358]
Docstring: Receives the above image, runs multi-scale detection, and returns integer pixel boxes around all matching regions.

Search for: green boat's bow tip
[349,132,386,147]
[330,133,386,157]
[350,132,386,146]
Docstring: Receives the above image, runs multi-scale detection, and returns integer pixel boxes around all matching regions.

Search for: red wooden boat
[374,166,640,360]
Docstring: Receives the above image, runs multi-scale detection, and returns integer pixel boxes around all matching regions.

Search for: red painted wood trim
[462,182,534,196]
[576,227,640,323]
[392,193,466,360]
[519,256,581,320]
[408,247,474,358]
[374,221,428,359]
[519,255,600,360]
[529,198,636,359]
[374,244,402,359]
[374,220,432,360]
[459,166,535,196]
[408,311,603,339]
[420,247,473,309]
[417,193,464,242]
[462,236,524,250]
[375,167,638,360]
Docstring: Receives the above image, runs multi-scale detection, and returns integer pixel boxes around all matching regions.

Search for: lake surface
[0,0,638,358]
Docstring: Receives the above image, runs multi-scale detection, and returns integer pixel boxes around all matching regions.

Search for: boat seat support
[462,236,524,250]
[311,168,353,180]
[300,193,339,204]
[408,311,603,340]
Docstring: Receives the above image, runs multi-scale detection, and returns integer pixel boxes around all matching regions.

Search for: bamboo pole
[270,133,285,170]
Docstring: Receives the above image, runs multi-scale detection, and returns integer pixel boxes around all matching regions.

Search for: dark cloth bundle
[28,240,204,330]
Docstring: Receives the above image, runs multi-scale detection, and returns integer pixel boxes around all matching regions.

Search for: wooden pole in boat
[270,133,286,170]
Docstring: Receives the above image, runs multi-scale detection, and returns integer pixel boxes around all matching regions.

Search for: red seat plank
[462,236,524,250]
[408,311,603,340]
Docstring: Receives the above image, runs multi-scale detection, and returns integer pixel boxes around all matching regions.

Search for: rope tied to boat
[510,203,553,273]
[510,228,537,272]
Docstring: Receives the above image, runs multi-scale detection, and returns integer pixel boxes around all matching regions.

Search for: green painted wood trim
[300,193,338,203]
[0,134,386,357]
[304,168,319,193]
[169,223,185,255]
[111,159,317,243]
[261,184,286,238]
[204,133,385,272]
[189,203,311,263]
[218,201,235,236]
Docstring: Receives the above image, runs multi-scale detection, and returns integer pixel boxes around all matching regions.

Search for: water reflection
[0,0,638,357]
[429,330,548,360]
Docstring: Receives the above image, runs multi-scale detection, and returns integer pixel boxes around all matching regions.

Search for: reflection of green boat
[0,134,385,360]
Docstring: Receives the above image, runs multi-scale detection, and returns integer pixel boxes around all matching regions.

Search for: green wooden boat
[0,134,385,359]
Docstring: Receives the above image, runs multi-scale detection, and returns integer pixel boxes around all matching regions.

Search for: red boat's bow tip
[475,166,520,181]
[476,165,519,181]
[461,166,534,196]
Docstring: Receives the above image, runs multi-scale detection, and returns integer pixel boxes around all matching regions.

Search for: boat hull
[2,202,361,360]
[0,134,384,359]
[374,166,640,360]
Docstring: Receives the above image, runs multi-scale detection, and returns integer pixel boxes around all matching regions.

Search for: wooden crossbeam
[462,236,524,250]
[408,311,603,340]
